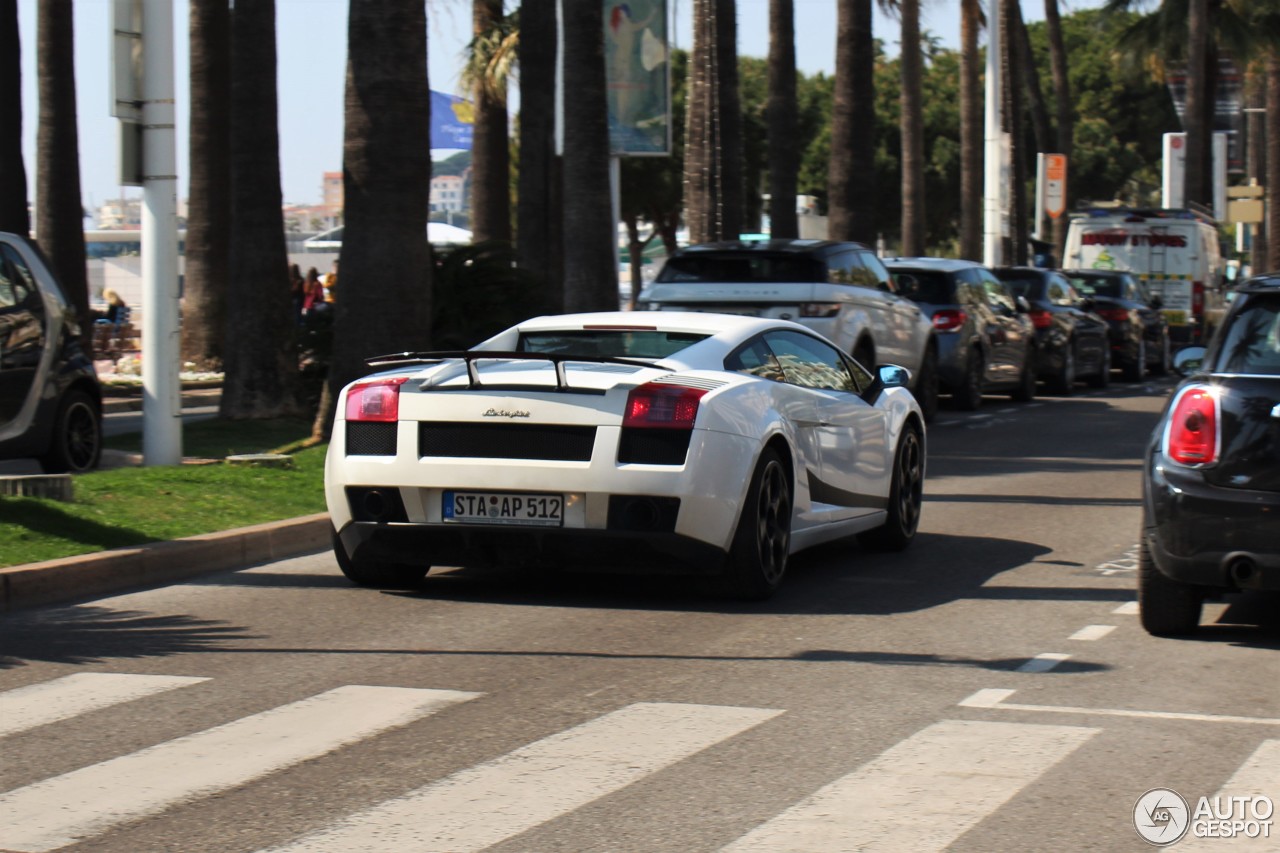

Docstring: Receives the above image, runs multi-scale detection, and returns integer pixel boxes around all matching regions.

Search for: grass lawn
[0,418,328,568]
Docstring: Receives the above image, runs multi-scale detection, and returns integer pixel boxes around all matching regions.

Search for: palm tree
[516,0,563,312]
[828,0,876,244]
[319,0,433,437]
[684,0,743,243]
[767,0,798,240]
[469,0,511,243]
[0,0,27,236]
[1184,0,1210,207]
[182,0,230,371]
[899,0,925,255]
[221,0,300,419]
[1268,50,1280,270]
[1003,0,1028,264]
[958,0,982,260]
[36,0,88,351]
[560,0,615,310]
[1044,0,1074,256]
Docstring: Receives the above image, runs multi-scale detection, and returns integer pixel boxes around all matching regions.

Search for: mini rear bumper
[1145,459,1280,591]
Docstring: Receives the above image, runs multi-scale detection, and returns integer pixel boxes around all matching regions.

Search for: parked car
[326,311,926,600]
[0,232,102,473]
[886,257,1037,409]
[992,267,1111,394]
[1139,275,1280,635]
[1065,269,1171,381]
[637,240,939,420]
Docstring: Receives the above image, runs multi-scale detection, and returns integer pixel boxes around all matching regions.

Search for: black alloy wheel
[1010,346,1037,402]
[1150,333,1172,375]
[1122,337,1145,382]
[1048,344,1075,395]
[1087,345,1111,389]
[954,350,984,411]
[40,390,102,474]
[725,447,792,600]
[914,347,939,422]
[858,424,924,551]
[1137,533,1203,636]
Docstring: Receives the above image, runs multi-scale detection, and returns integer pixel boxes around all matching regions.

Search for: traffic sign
[1044,154,1067,219]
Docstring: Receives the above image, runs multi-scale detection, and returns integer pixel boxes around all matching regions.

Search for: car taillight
[932,309,967,332]
[800,303,841,318]
[1097,307,1130,323]
[1029,308,1053,329]
[1165,387,1218,465]
[345,377,410,422]
[623,382,708,429]
[1192,281,1204,315]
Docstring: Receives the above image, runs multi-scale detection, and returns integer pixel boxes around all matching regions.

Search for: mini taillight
[932,309,967,332]
[1192,281,1205,315]
[1165,387,1218,465]
[345,377,410,423]
[1097,307,1130,323]
[623,382,708,429]
[1029,308,1053,329]
[801,303,842,318]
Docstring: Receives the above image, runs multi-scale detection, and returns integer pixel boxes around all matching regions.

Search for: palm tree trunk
[1002,0,1027,264]
[317,0,433,438]
[183,0,230,371]
[1012,2,1051,155]
[828,0,876,244]
[471,0,510,243]
[36,0,88,353]
[516,0,563,312]
[1044,0,1072,259]
[561,0,615,310]
[1184,0,1209,208]
[1267,51,1280,270]
[0,0,28,236]
[715,0,743,241]
[958,0,981,260]
[900,0,925,256]
[221,0,300,419]
[766,0,798,239]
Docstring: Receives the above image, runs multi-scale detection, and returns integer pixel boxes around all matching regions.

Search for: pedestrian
[303,267,328,316]
[323,259,338,304]
[289,263,305,323]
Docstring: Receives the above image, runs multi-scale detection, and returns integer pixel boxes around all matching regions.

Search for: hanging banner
[604,0,671,155]
[431,90,474,151]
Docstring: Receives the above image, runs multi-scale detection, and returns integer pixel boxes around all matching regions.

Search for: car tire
[954,350,983,411]
[39,389,102,474]
[858,423,924,552]
[1137,533,1202,636]
[723,447,792,600]
[1010,346,1037,402]
[1087,345,1111,389]
[913,347,939,423]
[1150,333,1171,376]
[332,529,429,589]
[852,341,875,373]
[1047,344,1075,395]
[1122,338,1145,382]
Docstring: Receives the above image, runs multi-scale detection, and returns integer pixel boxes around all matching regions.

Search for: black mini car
[0,232,102,473]
[1139,274,1280,635]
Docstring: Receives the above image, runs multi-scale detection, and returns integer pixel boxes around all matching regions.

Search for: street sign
[1044,153,1067,219]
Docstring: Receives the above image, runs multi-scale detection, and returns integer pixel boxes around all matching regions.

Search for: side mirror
[878,364,911,388]
[1015,295,1031,313]
[1173,346,1207,377]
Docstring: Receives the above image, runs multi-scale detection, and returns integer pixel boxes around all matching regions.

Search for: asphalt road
[2,376,1277,853]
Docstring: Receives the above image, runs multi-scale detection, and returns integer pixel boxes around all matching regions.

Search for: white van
[1063,207,1227,344]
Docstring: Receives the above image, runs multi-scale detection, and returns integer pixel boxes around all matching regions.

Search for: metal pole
[983,0,1003,267]
[141,0,181,465]
[610,154,622,307]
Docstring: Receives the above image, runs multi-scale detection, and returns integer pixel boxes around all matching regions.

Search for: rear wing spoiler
[365,350,659,392]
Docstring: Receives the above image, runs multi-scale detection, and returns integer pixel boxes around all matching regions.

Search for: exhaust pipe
[362,489,390,521]
[1224,553,1257,586]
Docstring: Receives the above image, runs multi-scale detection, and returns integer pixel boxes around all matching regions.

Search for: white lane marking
[1177,740,1280,852]
[0,686,480,853]
[959,689,1280,726]
[1068,625,1116,641]
[996,407,1017,414]
[0,673,209,738]
[721,720,1097,852]
[1112,601,1140,615]
[265,702,781,853]
[1017,653,1072,673]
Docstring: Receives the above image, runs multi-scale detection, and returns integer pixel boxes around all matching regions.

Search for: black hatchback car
[1064,269,1171,381]
[0,232,102,473]
[993,267,1111,394]
[1139,274,1280,635]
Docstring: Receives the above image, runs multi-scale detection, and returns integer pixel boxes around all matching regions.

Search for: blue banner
[431,90,474,151]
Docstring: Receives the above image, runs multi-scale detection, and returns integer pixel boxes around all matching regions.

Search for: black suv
[0,233,103,473]
[1139,274,1280,635]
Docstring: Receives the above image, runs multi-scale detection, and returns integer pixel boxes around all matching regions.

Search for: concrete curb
[0,512,332,611]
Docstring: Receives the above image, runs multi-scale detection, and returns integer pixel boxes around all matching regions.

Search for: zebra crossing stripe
[264,702,782,853]
[0,673,209,738]
[0,685,480,853]
[1174,740,1280,852]
[721,720,1098,852]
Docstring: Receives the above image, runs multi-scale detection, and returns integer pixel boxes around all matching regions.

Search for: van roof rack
[1069,201,1217,225]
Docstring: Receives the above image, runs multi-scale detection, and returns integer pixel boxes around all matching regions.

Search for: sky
[16,0,1107,210]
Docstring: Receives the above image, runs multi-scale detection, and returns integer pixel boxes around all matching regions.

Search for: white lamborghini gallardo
[325,311,925,598]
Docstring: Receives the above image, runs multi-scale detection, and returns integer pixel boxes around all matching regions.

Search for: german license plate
[443,491,564,527]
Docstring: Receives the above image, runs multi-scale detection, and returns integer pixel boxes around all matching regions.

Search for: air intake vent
[346,422,397,456]
[650,374,728,391]
[419,423,596,461]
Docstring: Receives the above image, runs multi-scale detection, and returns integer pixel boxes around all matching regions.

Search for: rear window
[517,330,708,359]
[890,270,955,305]
[997,276,1043,300]
[1214,295,1280,376]
[656,254,825,284]
[1068,276,1122,298]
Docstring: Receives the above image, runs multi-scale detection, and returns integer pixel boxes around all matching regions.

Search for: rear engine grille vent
[419,423,596,461]
[617,428,693,465]
[650,374,728,391]
[346,422,398,456]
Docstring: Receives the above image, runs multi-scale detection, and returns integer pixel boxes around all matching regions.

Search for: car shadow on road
[1180,591,1280,650]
